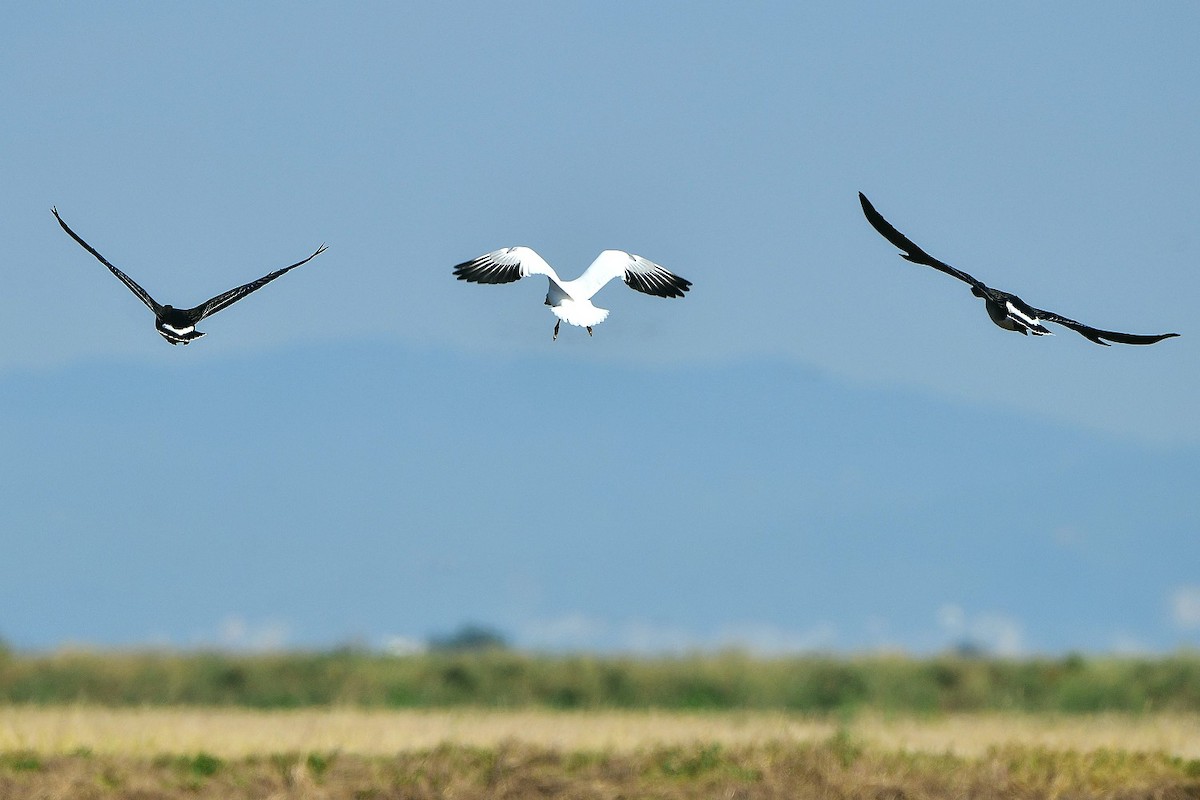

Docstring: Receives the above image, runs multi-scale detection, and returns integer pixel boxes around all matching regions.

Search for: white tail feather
[551,299,609,327]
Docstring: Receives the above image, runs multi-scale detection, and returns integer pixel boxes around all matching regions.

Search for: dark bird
[858,193,1179,346]
[53,207,326,345]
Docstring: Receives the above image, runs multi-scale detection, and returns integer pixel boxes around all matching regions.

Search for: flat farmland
[3,708,1200,798]
[3,707,1200,758]
[4,652,1200,796]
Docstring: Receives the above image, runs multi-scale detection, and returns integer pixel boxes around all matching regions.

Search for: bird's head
[970,287,986,299]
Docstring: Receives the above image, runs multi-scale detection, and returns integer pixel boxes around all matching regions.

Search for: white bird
[453,247,692,339]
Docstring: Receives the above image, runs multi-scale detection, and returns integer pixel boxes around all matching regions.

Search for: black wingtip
[1080,329,1179,346]
[1112,331,1180,345]
[858,191,899,241]
[623,269,692,298]
[451,255,524,285]
[1141,332,1180,344]
[50,206,77,237]
[451,259,479,282]
[857,191,889,233]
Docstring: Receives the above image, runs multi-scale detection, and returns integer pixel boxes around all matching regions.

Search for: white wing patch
[570,250,691,300]
[161,323,196,335]
[1005,301,1042,328]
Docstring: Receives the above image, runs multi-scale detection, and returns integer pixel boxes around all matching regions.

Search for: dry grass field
[3,708,1200,798]
[3,707,1200,759]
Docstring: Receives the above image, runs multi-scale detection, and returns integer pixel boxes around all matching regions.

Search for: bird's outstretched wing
[858,192,991,294]
[452,246,561,285]
[1027,306,1179,346]
[574,250,691,300]
[188,244,327,321]
[859,193,1179,346]
[52,207,163,314]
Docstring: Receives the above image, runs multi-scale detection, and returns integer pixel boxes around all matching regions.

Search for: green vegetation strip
[3,649,1200,712]
[2,739,1199,799]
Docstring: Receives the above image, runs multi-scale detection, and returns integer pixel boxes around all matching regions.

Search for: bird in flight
[53,207,326,345]
[453,247,691,339]
[858,193,1178,346]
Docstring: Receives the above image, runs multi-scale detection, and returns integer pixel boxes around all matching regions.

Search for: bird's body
[52,207,325,344]
[858,193,1178,346]
[978,289,1051,336]
[453,247,691,339]
[155,307,206,345]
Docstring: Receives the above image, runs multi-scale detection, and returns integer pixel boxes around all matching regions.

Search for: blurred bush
[1,648,1198,712]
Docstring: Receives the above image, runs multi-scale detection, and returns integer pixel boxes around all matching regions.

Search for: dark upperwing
[52,207,163,314]
[1030,307,1179,346]
[186,244,327,322]
[858,192,993,295]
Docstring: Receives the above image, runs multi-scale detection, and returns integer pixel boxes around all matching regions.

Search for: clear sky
[2,3,1197,655]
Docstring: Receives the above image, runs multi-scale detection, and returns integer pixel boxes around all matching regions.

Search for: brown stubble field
[3,708,1200,799]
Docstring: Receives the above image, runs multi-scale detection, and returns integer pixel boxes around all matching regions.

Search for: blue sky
[2,3,1197,655]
